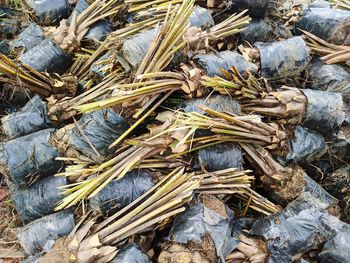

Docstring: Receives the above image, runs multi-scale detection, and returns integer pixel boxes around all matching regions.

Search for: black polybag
[110,243,150,263]
[188,6,215,29]
[12,175,67,223]
[279,126,327,165]
[12,23,45,52]
[118,7,214,71]
[0,129,61,187]
[194,50,258,77]
[255,36,310,79]
[198,143,244,171]
[90,170,154,216]
[1,95,52,139]
[84,20,113,42]
[0,83,30,106]
[180,94,242,115]
[318,223,350,263]
[296,8,350,45]
[0,18,19,39]
[301,89,345,134]
[249,192,341,263]
[19,38,72,74]
[16,210,75,256]
[25,0,73,26]
[0,40,10,55]
[0,6,14,17]
[61,108,129,162]
[166,203,237,262]
[70,0,112,42]
[240,19,292,43]
[229,0,278,18]
[307,59,350,101]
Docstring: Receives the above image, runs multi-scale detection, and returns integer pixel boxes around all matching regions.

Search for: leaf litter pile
[1,0,350,262]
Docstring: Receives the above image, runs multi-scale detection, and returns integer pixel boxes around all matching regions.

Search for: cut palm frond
[49,168,200,263]
[47,0,123,54]
[302,30,350,68]
[240,143,306,203]
[74,8,251,114]
[201,66,271,102]
[0,54,77,97]
[332,0,350,10]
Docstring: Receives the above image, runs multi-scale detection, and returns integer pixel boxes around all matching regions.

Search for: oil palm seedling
[55,105,287,210]
[203,66,345,134]
[0,54,78,98]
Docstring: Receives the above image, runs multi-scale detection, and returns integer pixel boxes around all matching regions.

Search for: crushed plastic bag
[12,175,67,223]
[0,129,61,187]
[0,18,19,39]
[255,36,310,79]
[90,169,154,216]
[111,243,150,263]
[16,210,75,256]
[1,95,52,139]
[19,38,72,74]
[194,50,258,77]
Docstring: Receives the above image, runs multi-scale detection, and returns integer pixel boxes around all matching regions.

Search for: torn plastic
[180,94,242,115]
[12,175,67,223]
[1,95,52,139]
[90,170,154,216]
[166,203,237,262]
[319,223,350,263]
[301,89,345,134]
[307,59,350,101]
[0,129,61,187]
[25,0,73,26]
[198,143,244,172]
[255,36,310,79]
[19,38,72,74]
[16,210,75,256]
[12,23,45,52]
[296,8,350,45]
[54,108,129,162]
[279,126,327,165]
[194,50,258,77]
[240,19,292,43]
[229,0,279,18]
[110,243,150,263]
[249,193,341,263]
